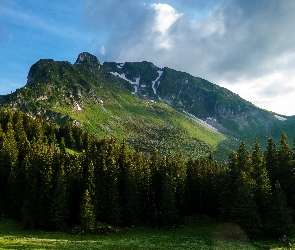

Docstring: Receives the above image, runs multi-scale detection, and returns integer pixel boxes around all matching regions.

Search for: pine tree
[51,165,69,230]
[237,141,251,173]
[230,171,261,235]
[80,189,96,233]
[251,139,271,228]
[95,140,121,225]
[6,161,26,220]
[266,181,294,237]
[277,133,295,207]
[2,120,19,211]
[12,111,30,163]
[221,144,261,234]
[149,149,163,226]
[220,151,236,222]
[159,173,179,227]
[184,158,200,215]
[22,178,40,229]
[118,142,140,226]
[264,137,278,187]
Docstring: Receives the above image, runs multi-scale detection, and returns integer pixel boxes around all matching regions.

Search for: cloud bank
[85,0,295,115]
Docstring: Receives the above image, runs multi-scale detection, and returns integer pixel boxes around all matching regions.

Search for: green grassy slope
[0,53,227,158]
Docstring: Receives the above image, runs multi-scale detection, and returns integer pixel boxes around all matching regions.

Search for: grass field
[0,218,290,250]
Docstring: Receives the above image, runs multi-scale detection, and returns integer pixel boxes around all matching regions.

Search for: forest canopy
[0,107,295,238]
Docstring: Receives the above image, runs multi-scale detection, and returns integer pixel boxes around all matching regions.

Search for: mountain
[0,52,293,159]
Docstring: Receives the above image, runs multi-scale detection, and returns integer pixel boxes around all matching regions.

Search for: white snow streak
[274,115,287,121]
[183,111,218,131]
[152,70,163,95]
[111,72,140,94]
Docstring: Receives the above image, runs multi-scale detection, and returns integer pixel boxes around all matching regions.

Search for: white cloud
[219,70,295,116]
[150,3,182,49]
[151,3,182,34]
[84,0,295,115]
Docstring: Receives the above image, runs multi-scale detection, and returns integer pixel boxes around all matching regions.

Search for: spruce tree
[51,165,69,230]
[118,142,140,226]
[80,189,96,233]
[251,139,271,228]
[266,181,294,237]
[159,173,179,227]
[264,137,278,187]
[277,133,295,207]
[230,171,261,235]
[184,158,200,215]
[12,111,30,164]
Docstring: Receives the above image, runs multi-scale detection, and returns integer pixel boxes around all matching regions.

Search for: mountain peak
[74,52,100,68]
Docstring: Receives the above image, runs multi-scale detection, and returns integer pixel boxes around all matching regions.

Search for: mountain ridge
[0,52,293,158]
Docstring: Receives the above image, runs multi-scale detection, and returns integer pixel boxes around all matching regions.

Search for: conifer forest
[1,107,295,238]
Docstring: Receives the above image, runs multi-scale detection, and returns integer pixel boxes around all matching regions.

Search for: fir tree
[277,133,295,207]
[266,181,294,237]
[159,173,180,227]
[264,137,278,187]
[51,165,69,230]
[80,189,96,233]
[251,139,271,228]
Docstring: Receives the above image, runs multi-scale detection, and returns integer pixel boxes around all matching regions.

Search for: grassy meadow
[0,218,289,250]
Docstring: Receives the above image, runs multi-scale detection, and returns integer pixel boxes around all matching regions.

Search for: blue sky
[1,0,295,116]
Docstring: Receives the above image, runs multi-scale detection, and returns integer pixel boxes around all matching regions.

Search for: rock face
[74,52,101,69]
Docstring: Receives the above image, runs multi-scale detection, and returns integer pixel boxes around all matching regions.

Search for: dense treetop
[1,107,295,238]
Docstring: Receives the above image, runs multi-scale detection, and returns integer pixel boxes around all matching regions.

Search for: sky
[1,0,295,116]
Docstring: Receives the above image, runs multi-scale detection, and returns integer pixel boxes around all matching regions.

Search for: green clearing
[0,219,288,250]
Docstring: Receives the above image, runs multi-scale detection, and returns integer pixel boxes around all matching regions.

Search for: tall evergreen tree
[51,165,69,230]
[251,139,271,229]
[277,133,295,207]
[266,181,294,237]
[159,172,179,227]
[12,111,30,161]
[264,137,278,187]
[184,158,200,215]
[80,189,96,233]
[118,142,140,226]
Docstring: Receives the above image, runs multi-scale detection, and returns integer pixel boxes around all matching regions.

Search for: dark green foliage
[1,107,295,238]
[264,137,278,186]
[159,173,180,227]
[220,145,262,235]
[266,182,294,237]
[251,140,271,227]
[51,165,69,230]
[80,189,96,233]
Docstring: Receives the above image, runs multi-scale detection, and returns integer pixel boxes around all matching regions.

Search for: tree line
[0,107,295,237]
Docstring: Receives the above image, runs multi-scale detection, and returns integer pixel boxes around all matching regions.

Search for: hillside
[103,61,293,146]
[1,52,294,157]
[0,52,226,159]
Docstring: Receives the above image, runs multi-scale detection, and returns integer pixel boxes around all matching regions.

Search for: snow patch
[117,63,124,69]
[183,111,218,131]
[111,72,140,94]
[152,70,163,95]
[274,115,287,121]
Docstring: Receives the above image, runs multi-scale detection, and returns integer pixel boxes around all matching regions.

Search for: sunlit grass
[0,219,289,250]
